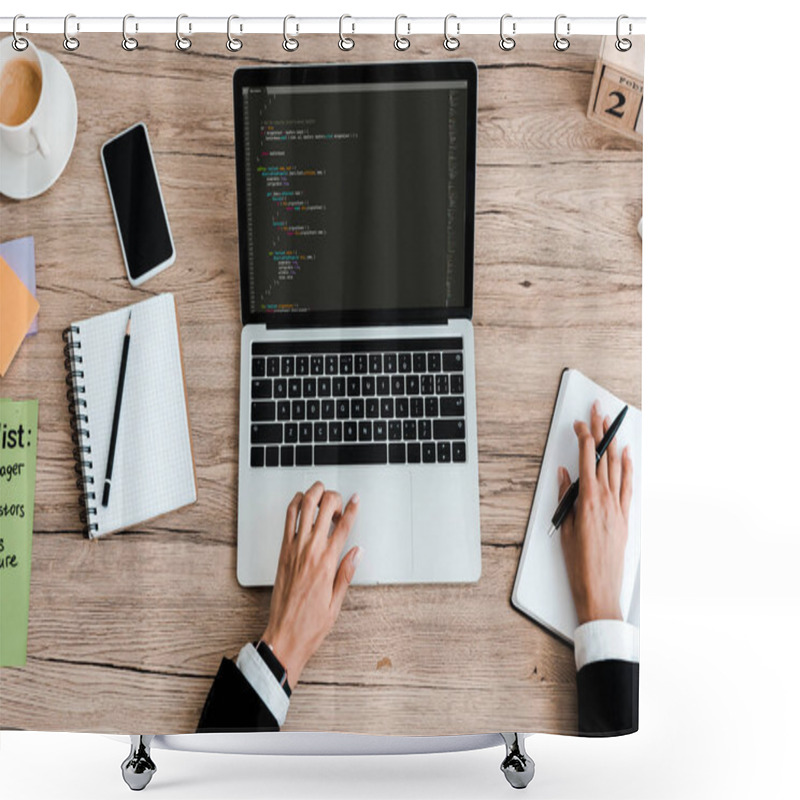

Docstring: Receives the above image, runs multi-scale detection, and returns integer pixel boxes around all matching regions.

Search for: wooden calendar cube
[587,36,644,141]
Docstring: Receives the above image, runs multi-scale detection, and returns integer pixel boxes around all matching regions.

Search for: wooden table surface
[0,33,641,735]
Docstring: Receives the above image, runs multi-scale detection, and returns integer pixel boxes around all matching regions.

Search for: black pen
[101,312,132,507]
[547,404,628,537]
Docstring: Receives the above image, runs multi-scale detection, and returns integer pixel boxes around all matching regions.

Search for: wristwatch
[255,640,292,697]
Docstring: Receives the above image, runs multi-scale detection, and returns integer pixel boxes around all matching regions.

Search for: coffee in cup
[0,57,42,127]
[0,37,52,159]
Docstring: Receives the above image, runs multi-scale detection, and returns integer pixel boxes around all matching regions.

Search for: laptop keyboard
[248,337,467,468]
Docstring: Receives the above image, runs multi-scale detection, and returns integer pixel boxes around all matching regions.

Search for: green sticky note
[0,398,38,667]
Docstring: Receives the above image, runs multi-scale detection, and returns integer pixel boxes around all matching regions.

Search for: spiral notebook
[63,293,196,538]
[512,369,641,642]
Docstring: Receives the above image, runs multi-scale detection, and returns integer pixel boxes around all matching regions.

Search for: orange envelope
[0,255,40,376]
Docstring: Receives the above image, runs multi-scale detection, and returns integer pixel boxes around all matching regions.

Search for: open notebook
[512,369,641,642]
[64,293,196,538]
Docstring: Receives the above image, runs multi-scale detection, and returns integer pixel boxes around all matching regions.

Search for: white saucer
[0,50,78,200]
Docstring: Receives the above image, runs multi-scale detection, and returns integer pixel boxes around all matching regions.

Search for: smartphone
[101,123,176,286]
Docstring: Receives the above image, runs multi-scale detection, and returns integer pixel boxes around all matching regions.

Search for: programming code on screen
[241,81,468,316]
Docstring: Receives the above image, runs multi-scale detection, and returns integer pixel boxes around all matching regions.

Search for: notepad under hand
[63,293,196,538]
[512,369,641,642]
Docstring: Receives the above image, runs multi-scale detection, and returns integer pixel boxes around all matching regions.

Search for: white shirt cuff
[235,642,291,726]
[574,620,640,671]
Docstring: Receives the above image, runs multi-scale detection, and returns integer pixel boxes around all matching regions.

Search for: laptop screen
[234,62,476,325]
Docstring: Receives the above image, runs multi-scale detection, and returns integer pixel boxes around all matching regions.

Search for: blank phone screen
[102,124,173,280]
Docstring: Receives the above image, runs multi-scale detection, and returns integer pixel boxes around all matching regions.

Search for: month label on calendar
[592,65,643,135]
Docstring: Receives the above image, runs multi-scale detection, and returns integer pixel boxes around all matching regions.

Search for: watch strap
[255,640,291,697]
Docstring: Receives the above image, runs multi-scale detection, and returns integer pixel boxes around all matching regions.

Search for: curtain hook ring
[176,13,192,51]
[553,14,570,51]
[339,14,355,50]
[615,14,632,51]
[226,14,243,51]
[12,14,29,51]
[394,14,410,51]
[122,14,138,50]
[283,15,299,51]
[63,13,80,51]
[499,14,515,51]
[443,13,460,51]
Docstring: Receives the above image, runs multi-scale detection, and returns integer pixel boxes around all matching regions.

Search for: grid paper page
[512,369,642,642]
[74,293,196,537]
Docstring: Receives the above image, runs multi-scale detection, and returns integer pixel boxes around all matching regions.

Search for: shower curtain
[0,27,643,740]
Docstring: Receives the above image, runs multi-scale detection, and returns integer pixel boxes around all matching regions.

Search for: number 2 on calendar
[605,91,626,118]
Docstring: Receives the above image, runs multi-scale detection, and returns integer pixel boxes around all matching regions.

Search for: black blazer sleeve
[576,659,639,736]
[196,657,281,733]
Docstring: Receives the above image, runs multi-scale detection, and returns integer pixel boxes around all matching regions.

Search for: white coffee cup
[0,36,51,159]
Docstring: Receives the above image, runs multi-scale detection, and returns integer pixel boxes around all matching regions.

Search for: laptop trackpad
[297,470,413,585]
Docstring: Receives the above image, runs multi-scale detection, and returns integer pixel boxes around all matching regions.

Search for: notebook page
[512,369,642,642]
[75,293,196,537]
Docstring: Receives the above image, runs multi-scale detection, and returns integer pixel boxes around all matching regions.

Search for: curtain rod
[0,15,646,38]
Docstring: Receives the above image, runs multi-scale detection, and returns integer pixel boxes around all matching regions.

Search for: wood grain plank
[7,539,579,734]
[0,658,578,735]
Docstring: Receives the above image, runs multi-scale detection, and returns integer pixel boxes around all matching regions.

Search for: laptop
[233,60,480,586]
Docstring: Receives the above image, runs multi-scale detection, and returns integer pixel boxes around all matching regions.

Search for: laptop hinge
[262,312,450,331]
